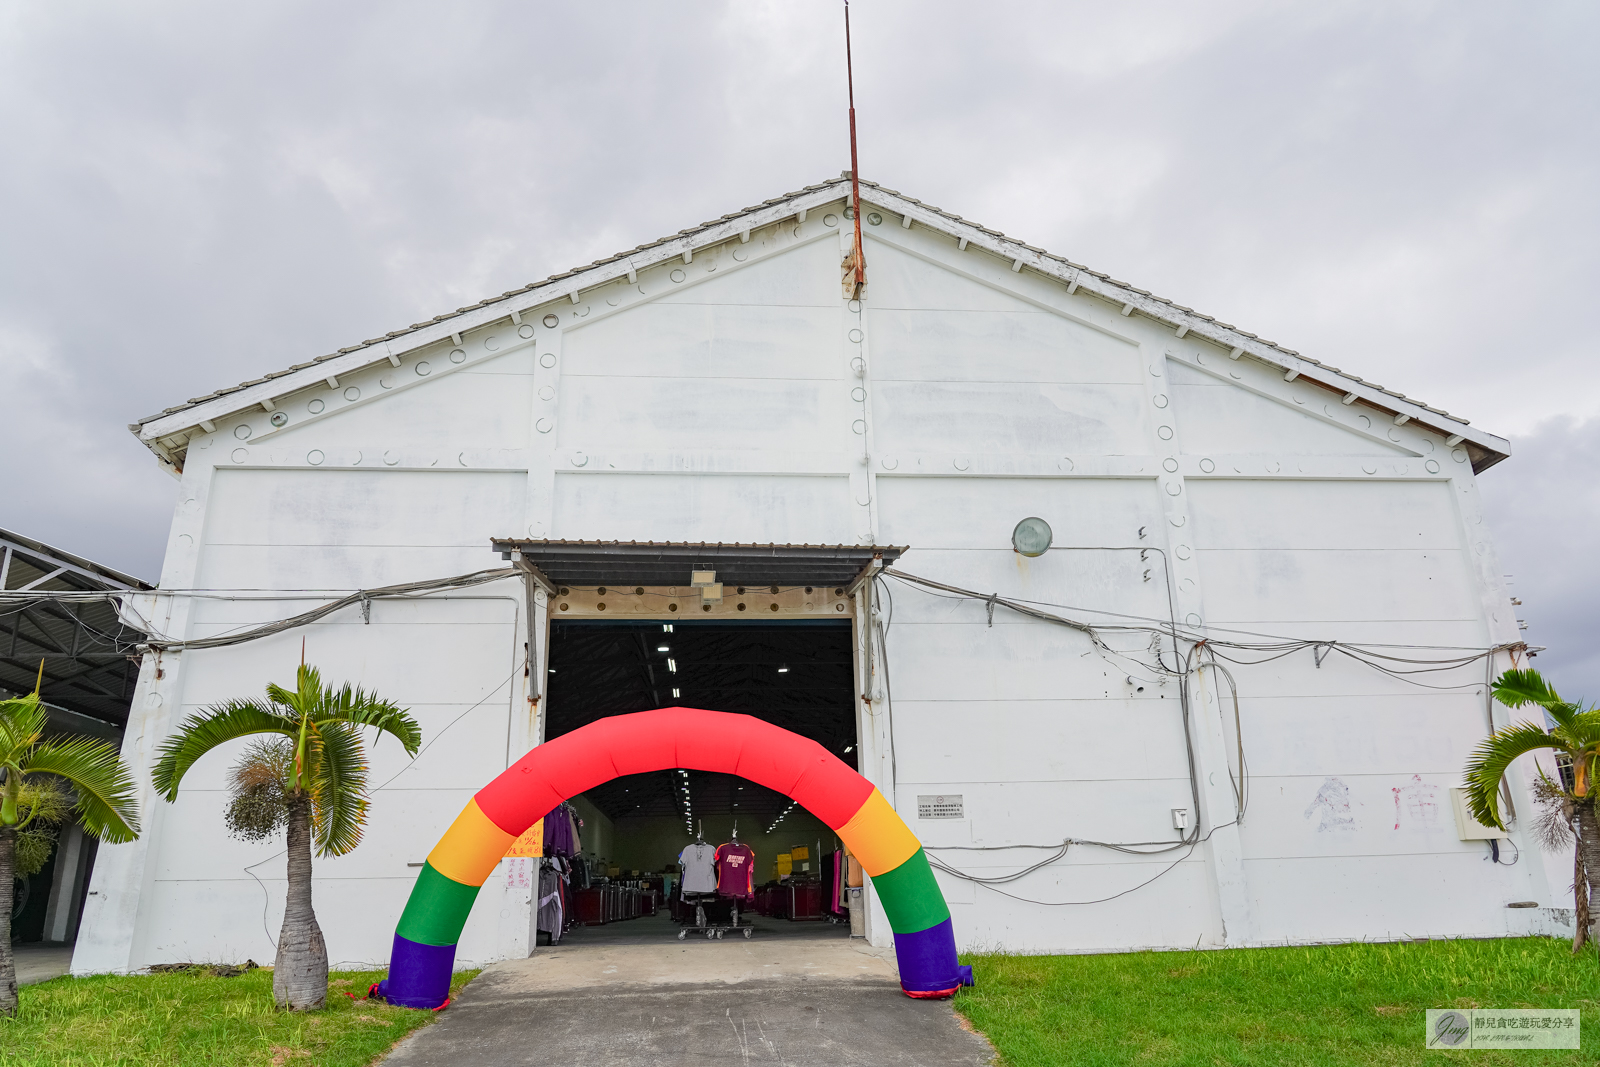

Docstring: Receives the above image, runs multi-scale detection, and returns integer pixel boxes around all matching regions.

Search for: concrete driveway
[14,944,74,986]
[382,915,994,1066]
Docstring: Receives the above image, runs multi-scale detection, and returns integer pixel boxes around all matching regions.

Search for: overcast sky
[2,1,1596,691]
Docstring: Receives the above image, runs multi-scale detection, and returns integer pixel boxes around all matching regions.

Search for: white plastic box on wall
[1449,787,1510,841]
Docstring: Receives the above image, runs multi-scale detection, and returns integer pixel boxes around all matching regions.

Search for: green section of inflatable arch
[870,848,950,934]
[397,863,480,947]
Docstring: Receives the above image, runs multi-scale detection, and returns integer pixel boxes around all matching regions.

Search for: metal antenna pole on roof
[844,0,866,300]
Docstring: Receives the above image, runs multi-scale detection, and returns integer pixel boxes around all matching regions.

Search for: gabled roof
[131,175,1510,472]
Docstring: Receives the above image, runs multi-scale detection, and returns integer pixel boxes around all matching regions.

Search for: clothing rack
[675,821,755,940]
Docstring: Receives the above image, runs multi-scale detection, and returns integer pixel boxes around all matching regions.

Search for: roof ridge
[131,174,1505,472]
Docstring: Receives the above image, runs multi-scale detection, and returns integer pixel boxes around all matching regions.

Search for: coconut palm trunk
[1575,801,1600,947]
[275,793,328,1010]
[1,828,17,1016]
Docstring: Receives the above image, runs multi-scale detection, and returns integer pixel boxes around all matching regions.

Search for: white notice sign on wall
[917,795,964,819]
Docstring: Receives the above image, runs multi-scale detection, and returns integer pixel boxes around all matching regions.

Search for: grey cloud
[1479,417,1600,700]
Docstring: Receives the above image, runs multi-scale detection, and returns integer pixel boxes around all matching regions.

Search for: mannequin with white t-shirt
[678,826,718,896]
[675,821,754,940]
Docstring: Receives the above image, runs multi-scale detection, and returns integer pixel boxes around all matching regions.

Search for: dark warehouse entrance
[541,619,859,942]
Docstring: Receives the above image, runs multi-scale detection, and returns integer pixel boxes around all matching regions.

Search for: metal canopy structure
[0,528,152,728]
[490,539,905,589]
[545,620,856,824]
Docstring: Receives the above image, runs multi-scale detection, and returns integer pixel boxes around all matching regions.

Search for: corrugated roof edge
[0,526,154,590]
[131,176,1509,473]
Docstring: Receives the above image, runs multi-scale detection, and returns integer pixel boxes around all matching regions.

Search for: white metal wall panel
[196,469,524,588]
[936,860,1219,954]
[557,376,842,452]
[867,308,1140,386]
[1196,546,1479,624]
[874,474,1207,948]
[558,242,845,453]
[879,476,1160,548]
[264,349,534,450]
[863,238,1061,313]
[563,302,838,382]
[1189,479,1478,625]
[864,238,1147,457]
[1169,361,1409,457]
[893,696,1191,792]
[1245,853,1522,942]
[1189,478,1464,551]
[653,232,840,308]
[872,381,1149,457]
[552,472,853,544]
[1183,475,1506,939]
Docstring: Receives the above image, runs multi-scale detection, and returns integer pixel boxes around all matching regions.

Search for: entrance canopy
[490,540,905,590]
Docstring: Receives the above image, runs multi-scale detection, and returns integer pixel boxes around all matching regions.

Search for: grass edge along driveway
[954,937,1599,1066]
[0,967,478,1067]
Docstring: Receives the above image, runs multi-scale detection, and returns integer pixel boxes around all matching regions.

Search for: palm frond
[265,663,325,719]
[263,683,300,716]
[1464,720,1564,830]
[0,693,49,766]
[1493,669,1582,728]
[152,700,297,799]
[319,688,420,756]
[25,737,141,842]
[1557,710,1600,750]
[307,720,369,858]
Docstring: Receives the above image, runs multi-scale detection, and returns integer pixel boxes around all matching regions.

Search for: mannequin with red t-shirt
[714,832,756,901]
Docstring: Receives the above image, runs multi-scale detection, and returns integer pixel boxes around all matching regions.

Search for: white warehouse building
[75,176,1562,974]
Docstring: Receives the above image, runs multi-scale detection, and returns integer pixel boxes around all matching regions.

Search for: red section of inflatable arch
[474,707,874,836]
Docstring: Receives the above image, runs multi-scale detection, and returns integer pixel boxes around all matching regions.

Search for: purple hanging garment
[542,803,576,856]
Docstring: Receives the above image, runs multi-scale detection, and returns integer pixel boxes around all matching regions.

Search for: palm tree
[1,683,140,1018]
[153,663,419,1010]
[1464,668,1600,951]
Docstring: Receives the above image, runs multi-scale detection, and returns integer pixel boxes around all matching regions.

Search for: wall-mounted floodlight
[1012,516,1053,557]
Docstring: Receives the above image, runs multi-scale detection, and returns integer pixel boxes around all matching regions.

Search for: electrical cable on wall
[12,556,1532,911]
[882,561,1520,906]
[882,566,1526,691]
[0,566,519,660]
[877,556,1213,906]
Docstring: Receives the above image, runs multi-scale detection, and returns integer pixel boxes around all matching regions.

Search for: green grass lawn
[0,967,478,1067]
[954,937,1600,1066]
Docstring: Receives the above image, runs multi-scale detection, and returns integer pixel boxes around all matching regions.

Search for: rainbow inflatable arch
[375,707,972,1007]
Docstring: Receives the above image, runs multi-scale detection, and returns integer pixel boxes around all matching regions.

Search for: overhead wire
[902,556,1211,905]
[15,556,1529,913]
[0,567,521,656]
